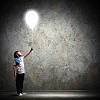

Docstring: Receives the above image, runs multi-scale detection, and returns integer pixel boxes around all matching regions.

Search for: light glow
[25,10,38,29]
[26,92,94,98]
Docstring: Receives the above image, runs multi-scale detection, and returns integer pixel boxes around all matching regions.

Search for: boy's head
[14,51,22,58]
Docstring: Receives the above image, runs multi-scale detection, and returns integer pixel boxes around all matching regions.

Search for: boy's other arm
[13,65,16,77]
[24,48,33,58]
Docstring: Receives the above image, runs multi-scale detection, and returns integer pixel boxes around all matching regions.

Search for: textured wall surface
[0,0,100,91]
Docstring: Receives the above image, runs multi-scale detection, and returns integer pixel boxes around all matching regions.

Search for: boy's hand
[14,73,16,78]
[30,48,33,51]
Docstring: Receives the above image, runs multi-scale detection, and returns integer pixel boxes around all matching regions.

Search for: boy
[13,48,33,96]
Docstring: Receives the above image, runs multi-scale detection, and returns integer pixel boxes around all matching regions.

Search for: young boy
[13,48,33,96]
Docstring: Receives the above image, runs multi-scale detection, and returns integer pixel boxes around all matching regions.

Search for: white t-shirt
[13,56,25,74]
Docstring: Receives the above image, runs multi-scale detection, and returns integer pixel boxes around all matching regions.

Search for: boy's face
[16,51,22,57]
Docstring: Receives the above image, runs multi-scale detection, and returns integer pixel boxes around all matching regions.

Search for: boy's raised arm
[24,48,33,58]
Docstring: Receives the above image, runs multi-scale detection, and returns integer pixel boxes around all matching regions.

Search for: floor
[0,90,100,100]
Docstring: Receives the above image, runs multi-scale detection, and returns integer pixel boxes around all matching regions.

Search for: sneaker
[22,92,26,95]
[18,93,23,96]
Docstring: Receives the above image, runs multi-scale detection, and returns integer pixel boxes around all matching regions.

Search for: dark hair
[14,51,18,58]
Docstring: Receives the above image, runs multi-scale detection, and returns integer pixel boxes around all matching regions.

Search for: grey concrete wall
[0,0,100,91]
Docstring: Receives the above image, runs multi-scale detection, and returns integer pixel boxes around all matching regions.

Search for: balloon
[25,10,38,29]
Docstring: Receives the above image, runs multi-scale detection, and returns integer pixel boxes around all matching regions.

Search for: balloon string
[32,29,33,59]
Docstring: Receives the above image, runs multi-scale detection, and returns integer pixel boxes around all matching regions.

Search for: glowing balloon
[25,10,38,29]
